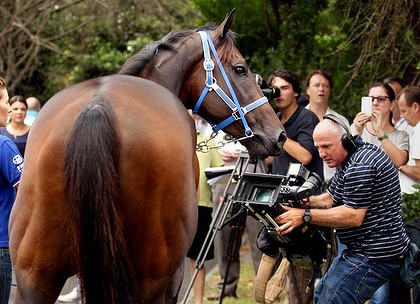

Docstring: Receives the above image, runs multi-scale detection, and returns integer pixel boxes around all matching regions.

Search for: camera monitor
[233,172,286,207]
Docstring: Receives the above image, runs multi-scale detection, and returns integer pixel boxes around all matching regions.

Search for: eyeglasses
[365,96,390,103]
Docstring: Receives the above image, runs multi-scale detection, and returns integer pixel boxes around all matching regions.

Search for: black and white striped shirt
[328,140,410,260]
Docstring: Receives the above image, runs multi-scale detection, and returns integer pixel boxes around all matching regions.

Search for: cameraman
[275,116,410,304]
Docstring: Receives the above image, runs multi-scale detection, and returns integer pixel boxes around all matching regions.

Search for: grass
[190,241,286,304]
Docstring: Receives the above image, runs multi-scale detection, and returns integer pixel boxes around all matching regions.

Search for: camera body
[230,164,331,268]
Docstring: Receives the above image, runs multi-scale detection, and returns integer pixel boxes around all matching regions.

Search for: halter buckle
[203,59,214,71]
[232,108,241,121]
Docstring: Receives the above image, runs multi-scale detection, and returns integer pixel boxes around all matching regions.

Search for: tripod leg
[218,205,247,303]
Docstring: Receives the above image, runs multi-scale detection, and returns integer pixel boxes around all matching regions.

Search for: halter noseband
[193,31,268,138]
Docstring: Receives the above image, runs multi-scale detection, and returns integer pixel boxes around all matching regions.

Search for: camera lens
[255,188,273,202]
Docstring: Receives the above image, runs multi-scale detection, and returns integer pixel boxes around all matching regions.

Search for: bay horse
[9,9,286,304]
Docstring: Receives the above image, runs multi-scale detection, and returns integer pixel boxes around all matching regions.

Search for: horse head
[186,9,286,158]
[120,9,286,158]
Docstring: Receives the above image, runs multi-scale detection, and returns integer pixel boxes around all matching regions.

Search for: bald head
[313,119,349,168]
[26,96,41,111]
[314,119,346,140]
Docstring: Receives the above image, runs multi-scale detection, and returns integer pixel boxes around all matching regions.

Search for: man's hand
[274,205,305,234]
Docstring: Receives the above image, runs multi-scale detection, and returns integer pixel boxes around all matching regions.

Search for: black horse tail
[64,96,139,303]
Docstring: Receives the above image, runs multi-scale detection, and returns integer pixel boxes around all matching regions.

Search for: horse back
[10,75,198,303]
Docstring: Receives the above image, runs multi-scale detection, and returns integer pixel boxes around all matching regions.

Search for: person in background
[305,70,348,123]
[384,77,413,137]
[24,96,41,126]
[0,76,24,304]
[268,69,323,304]
[351,83,409,168]
[208,131,265,301]
[275,115,410,304]
[398,86,420,304]
[305,69,349,183]
[188,112,224,304]
[351,82,409,304]
[0,95,30,156]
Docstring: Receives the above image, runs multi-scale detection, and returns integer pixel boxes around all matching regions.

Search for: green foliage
[192,0,359,119]
[401,187,420,224]
[3,0,418,113]
[193,0,419,122]
[21,0,204,102]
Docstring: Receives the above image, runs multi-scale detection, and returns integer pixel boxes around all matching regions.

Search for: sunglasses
[364,96,390,103]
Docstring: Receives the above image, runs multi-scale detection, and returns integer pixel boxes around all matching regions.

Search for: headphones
[323,114,357,152]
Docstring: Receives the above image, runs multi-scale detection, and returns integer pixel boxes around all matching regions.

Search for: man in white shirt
[384,78,414,137]
[398,86,420,193]
[305,70,349,183]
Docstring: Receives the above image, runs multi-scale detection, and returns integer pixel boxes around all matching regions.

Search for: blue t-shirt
[0,135,23,247]
[328,139,409,260]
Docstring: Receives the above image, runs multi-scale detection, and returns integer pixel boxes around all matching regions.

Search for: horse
[9,9,286,304]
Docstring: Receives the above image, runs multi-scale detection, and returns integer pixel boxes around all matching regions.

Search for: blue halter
[193,31,268,138]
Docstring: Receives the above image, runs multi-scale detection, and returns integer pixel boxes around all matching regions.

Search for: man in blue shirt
[0,76,23,304]
[268,69,323,304]
[275,115,409,304]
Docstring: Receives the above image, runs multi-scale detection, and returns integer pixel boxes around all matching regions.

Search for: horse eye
[234,65,247,76]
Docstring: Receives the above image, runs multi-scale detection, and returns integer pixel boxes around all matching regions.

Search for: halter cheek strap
[193,31,268,138]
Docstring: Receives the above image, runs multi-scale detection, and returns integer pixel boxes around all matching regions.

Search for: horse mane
[119,22,237,77]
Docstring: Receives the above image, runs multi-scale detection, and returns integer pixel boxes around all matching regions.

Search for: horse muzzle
[277,131,287,151]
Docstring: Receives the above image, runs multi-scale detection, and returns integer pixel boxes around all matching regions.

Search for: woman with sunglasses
[351,82,409,168]
[350,82,410,304]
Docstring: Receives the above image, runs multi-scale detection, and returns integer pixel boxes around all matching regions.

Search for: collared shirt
[399,122,420,194]
[329,140,409,260]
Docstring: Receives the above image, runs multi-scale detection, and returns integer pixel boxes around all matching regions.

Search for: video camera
[230,164,331,269]
[255,74,280,101]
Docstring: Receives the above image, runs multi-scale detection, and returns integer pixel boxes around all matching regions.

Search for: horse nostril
[278,131,287,147]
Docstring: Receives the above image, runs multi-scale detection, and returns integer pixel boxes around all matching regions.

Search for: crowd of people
[0,69,419,304]
[190,70,419,304]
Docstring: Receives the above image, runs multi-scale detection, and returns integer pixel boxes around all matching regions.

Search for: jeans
[0,248,12,304]
[369,282,390,304]
[314,250,401,304]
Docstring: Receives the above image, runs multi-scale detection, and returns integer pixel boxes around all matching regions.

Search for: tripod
[180,151,267,304]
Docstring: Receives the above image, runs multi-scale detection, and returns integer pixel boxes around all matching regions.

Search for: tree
[0,0,86,94]
[0,0,203,101]
[1,0,418,115]
[193,0,419,120]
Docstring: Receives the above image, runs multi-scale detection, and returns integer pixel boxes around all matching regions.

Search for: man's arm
[274,203,367,235]
[306,192,333,209]
[399,158,420,180]
[283,137,312,165]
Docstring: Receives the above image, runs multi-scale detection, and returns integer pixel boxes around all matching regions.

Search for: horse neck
[140,37,203,109]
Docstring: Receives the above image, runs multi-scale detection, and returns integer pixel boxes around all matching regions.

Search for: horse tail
[64,96,139,303]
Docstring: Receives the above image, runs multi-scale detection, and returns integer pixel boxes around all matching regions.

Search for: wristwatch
[302,208,312,223]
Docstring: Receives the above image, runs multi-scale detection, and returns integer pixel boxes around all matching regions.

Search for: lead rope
[196,131,250,153]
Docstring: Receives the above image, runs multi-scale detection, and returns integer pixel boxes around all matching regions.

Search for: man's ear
[413,102,420,113]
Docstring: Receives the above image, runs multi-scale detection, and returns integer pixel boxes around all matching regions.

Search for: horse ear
[217,8,236,39]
